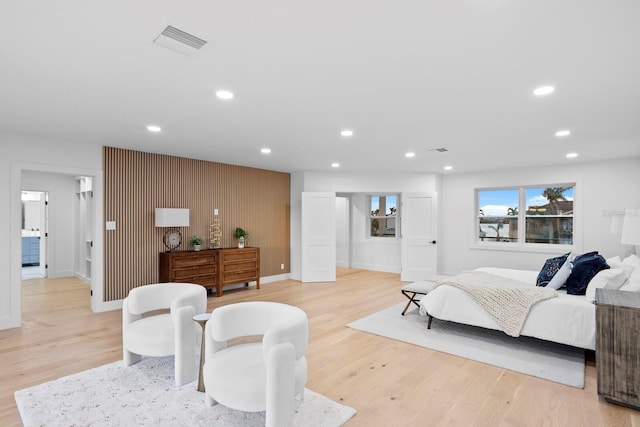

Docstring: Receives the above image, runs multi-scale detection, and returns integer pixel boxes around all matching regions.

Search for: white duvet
[419,267,596,350]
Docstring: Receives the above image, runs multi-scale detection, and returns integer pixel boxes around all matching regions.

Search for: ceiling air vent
[429,148,449,153]
[153,25,207,56]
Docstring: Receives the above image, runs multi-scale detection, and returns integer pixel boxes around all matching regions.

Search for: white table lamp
[155,208,190,251]
[621,208,640,255]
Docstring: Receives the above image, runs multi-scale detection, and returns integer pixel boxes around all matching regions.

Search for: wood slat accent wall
[103,147,290,301]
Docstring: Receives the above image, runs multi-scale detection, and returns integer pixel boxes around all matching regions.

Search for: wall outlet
[106,221,116,230]
[214,208,219,215]
[280,263,285,270]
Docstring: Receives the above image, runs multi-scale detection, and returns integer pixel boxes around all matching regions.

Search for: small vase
[238,236,245,248]
[194,244,201,251]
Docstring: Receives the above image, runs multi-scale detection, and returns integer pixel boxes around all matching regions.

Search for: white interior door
[335,196,350,268]
[401,192,437,281]
[301,192,336,282]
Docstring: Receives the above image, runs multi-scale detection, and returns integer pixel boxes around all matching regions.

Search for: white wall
[291,171,440,279]
[439,156,640,274]
[290,172,305,281]
[1,132,104,329]
[22,171,77,278]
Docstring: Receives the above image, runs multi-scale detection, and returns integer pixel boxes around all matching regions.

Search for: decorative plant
[234,227,248,239]
[190,235,204,246]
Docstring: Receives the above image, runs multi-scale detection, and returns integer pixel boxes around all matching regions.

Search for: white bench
[400,280,438,315]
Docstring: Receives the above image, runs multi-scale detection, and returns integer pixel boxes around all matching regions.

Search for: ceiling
[1,1,639,174]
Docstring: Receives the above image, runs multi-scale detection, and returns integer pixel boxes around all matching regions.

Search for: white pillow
[620,282,640,293]
[606,256,622,266]
[585,268,628,303]
[547,255,573,289]
[622,254,640,284]
[607,257,635,275]
[623,254,640,266]
[620,278,640,292]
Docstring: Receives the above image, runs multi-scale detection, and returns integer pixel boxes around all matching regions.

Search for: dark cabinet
[22,236,40,265]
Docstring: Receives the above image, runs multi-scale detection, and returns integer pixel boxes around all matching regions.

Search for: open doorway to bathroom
[21,191,48,280]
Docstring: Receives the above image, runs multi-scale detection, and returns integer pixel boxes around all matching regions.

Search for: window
[369,195,398,238]
[477,185,574,246]
[477,189,519,243]
[525,187,574,245]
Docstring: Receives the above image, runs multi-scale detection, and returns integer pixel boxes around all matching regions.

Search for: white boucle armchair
[122,282,207,386]
[203,301,309,427]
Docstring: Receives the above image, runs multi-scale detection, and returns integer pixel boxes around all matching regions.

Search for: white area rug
[14,357,356,426]
[347,303,585,388]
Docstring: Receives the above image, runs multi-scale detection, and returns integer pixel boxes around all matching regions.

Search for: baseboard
[260,273,290,283]
[93,299,122,313]
[0,315,20,330]
[48,270,75,278]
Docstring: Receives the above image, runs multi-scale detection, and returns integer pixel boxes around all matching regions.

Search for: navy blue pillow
[565,252,609,295]
[536,253,570,287]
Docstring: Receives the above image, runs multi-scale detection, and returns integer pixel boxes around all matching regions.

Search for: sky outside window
[371,195,397,215]
[478,189,518,216]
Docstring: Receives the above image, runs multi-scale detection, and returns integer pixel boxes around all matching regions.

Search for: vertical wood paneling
[103,147,290,301]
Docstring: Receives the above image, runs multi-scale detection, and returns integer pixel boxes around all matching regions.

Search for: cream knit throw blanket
[436,271,558,337]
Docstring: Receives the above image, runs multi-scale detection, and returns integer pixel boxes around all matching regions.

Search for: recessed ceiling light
[533,86,555,96]
[261,148,271,154]
[147,125,162,133]
[216,90,234,100]
[340,130,354,137]
[405,152,415,158]
[555,130,571,137]
[444,165,453,171]
[566,152,578,158]
[331,162,340,168]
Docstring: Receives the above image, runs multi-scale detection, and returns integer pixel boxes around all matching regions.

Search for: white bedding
[419,267,596,350]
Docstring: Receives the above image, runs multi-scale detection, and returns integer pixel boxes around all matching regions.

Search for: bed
[419,267,599,349]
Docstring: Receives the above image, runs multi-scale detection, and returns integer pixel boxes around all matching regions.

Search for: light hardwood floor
[1,269,639,426]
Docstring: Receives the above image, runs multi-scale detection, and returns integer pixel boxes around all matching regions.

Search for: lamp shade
[155,208,190,227]
[621,209,640,245]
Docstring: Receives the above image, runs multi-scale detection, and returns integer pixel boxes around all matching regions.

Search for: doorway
[20,172,93,308]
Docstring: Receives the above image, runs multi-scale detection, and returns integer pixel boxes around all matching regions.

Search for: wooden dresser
[595,288,640,409]
[218,247,260,297]
[159,250,219,292]
[159,247,260,297]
